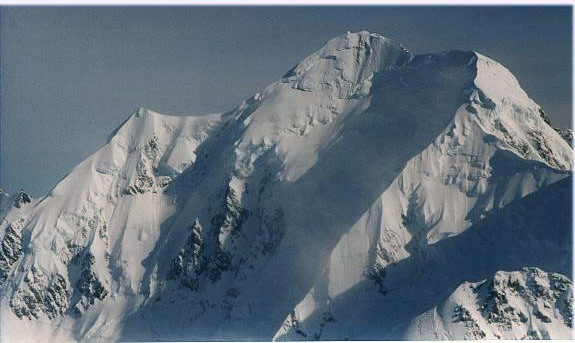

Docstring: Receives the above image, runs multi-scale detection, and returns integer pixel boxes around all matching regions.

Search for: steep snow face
[274,176,572,341]
[273,49,572,341]
[472,53,572,170]
[0,31,572,342]
[233,31,411,181]
[283,31,410,98]
[0,190,35,289]
[407,267,573,340]
[50,107,221,199]
[0,109,223,342]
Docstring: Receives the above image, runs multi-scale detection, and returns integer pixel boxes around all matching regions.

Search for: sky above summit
[0,6,572,196]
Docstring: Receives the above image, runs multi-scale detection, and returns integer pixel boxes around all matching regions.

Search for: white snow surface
[406,267,573,340]
[0,31,572,342]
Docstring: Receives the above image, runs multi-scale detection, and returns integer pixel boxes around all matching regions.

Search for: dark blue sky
[0,6,572,196]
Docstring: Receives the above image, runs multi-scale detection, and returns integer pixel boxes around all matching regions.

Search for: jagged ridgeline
[410,267,573,340]
[0,31,572,342]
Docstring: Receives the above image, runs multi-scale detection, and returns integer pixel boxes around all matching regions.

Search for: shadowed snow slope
[0,31,572,342]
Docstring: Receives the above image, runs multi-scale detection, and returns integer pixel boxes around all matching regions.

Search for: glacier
[0,31,572,341]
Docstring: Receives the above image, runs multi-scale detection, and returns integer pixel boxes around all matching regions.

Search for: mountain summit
[0,31,572,342]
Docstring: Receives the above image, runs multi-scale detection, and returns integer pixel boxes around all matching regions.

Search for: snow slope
[0,109,224,341]
[0,189,32,223]
[0,31,572,342]
[274,175,572,340]
[407,267,573,340]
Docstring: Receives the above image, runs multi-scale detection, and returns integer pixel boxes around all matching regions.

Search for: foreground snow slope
[407,267,573,340]
[275,175,572,340]
[0,31,572,342]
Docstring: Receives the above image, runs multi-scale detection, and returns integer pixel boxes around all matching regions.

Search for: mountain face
[408,267,573,340]
[0,189,32,218]
[0,31,572,342]
[555,128,573,147]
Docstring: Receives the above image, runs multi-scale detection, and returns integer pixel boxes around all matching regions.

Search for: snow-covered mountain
[0,189,32,219]
[0,31,572,342]
[408,267,573,340]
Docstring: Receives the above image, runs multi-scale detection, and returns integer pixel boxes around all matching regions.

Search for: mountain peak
[0,31,572,342]
[281,31,411,99]
[327,30,392,49]
[133,106,152,118]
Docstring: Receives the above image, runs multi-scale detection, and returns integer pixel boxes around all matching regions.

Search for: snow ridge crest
[281,31,411,99]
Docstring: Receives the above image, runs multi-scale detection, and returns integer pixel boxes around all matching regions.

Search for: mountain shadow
[118,51,479,341]
[294,175,572,340]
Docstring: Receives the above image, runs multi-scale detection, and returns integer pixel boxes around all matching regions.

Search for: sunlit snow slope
[0,31,572,342]
[407,267,573,340]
